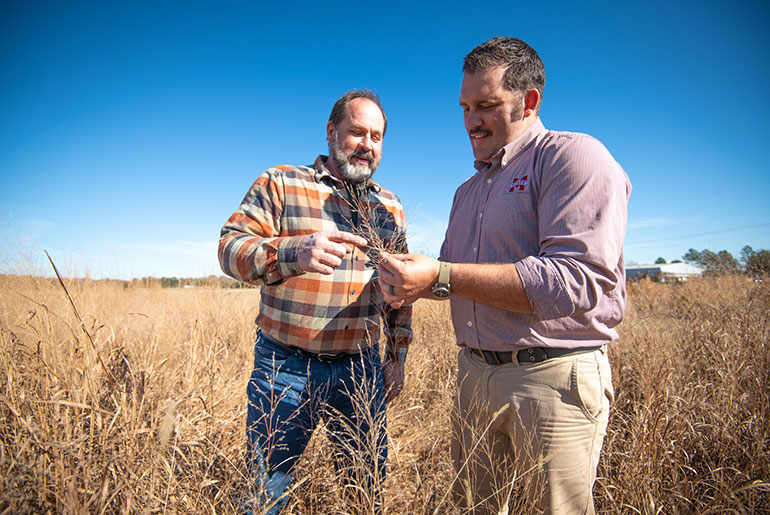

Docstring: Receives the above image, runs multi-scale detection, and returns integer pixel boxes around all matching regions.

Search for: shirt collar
[473,118,547,172]
[313,155,381,192]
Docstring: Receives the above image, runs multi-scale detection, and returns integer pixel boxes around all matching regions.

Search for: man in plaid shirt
[218,90,412,513]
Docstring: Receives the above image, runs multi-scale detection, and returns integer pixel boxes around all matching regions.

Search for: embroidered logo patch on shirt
[506,175,529,193]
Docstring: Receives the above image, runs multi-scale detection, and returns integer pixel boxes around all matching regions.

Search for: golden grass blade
[44,250,118,389]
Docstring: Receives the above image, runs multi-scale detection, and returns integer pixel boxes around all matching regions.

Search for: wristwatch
[432,261,451,300]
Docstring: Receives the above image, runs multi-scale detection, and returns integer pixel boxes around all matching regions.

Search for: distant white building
[626,263,703,282]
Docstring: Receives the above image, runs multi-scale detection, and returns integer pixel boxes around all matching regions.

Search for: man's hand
[383,359,405,403]
[297,231,368,274]
[378,252,440,308]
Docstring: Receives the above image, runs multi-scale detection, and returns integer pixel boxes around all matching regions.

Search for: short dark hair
[463,37,546,100]
[328,90,387,135]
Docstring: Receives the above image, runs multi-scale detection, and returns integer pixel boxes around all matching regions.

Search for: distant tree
[655,257,667,264]
[683,248,702,265]
[715,250,739,271]
[136,277,159,288]
[700,249,719,269]
[671,259,682,264]
[682,248,739,273]
[746,249,770,277]
[160,276,180,288]
[740,245,756,264]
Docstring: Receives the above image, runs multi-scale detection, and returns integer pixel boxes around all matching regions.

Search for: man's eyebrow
[460,97,501,106]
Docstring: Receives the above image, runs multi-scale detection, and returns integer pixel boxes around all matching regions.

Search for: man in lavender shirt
[379,37,631,514]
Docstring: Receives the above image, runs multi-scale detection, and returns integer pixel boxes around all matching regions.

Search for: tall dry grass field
[0,274,768,513]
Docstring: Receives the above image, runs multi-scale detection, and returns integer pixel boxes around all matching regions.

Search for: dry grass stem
[45,250,117,389]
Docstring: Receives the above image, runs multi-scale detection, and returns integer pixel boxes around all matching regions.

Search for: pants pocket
[573,354,607,422]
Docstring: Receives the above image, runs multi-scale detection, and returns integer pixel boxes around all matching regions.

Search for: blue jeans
[244,331,387,514]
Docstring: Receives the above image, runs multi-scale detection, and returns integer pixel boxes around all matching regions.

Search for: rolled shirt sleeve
[515,134,630,320]
[218,169,305,285]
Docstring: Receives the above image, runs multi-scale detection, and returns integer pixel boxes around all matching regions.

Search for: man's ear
[523,89,540,118]
[326,121,335,144]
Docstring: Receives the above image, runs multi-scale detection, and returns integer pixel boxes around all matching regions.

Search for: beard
[329,130,380,183]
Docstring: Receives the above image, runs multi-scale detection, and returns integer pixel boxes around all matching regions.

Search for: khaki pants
[451,347,613,515]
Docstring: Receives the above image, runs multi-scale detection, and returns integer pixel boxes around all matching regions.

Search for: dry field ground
[1,274,768,513]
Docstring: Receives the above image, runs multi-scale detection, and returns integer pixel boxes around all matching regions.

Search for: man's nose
[465,110,482,130]
[360,134,374,151]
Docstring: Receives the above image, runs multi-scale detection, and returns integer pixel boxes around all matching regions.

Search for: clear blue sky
[2,1,769,279]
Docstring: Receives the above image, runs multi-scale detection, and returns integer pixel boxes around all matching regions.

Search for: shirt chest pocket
[281,193,352,234]
[483,184,538,240]
[369,207,400,242]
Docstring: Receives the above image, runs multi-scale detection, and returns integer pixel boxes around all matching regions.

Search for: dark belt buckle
[523,348,543,363]
[315,352,345,363]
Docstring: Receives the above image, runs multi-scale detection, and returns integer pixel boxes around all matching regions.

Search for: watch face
[432,287,450,299]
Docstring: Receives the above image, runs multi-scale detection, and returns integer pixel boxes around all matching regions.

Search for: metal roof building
[626,263,703,282]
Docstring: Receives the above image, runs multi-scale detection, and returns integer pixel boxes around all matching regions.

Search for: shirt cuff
[385,343,408,363]
[514,256,575,320]
[276,236,305,278]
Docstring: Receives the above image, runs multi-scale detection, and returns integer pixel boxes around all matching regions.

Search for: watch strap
[437,261,451,287]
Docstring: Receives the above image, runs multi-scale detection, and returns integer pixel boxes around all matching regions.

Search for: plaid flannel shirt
[219,155,412,359]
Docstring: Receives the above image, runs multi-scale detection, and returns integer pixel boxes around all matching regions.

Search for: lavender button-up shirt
[440,119,632,351]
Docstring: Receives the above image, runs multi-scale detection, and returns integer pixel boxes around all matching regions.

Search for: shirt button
[486,178,492,184]
[473,247,477,252]
[478,213,482,218]
[351,290,356,295]
[467,321,473,327]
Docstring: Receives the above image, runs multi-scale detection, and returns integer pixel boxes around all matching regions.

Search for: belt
[469,346,601,365]
[261,332,360,363]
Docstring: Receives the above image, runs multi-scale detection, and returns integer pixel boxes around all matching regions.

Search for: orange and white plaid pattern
[219,155,412,356]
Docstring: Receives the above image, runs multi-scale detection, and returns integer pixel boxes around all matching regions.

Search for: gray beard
[329,131,379,183]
